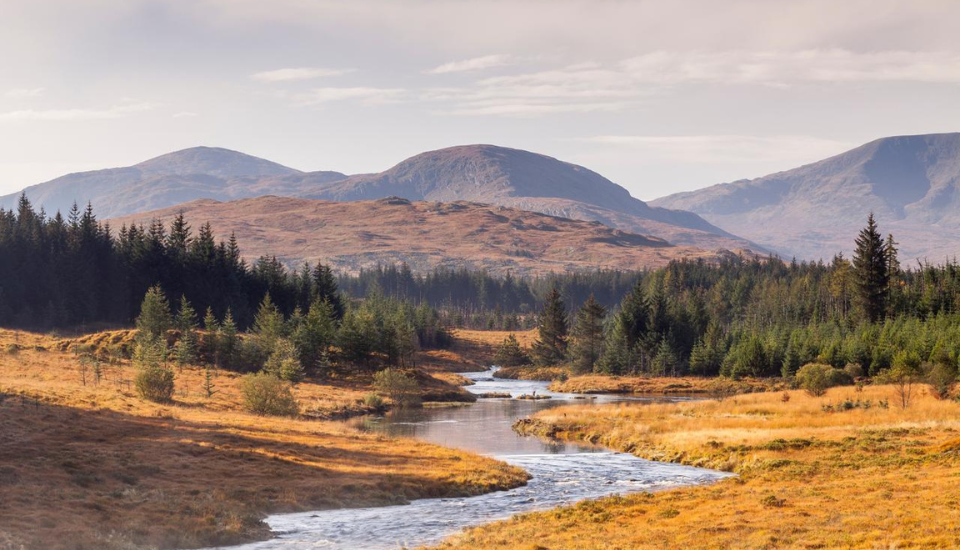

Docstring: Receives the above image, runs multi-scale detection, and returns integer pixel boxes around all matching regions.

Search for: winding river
[215,369,731,550]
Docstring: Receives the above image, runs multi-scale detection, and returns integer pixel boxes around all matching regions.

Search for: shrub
[263,339,305,383]
[843,363,865,379]
[925,362,956,400]
[4,343,19,355]
[363,392,386,411]
[135,366,175,402]
[373,368,421,408]
[240,372,299,417]
[795,363,851,397]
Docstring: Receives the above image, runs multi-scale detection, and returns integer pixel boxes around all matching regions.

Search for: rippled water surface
[213,369,731,550]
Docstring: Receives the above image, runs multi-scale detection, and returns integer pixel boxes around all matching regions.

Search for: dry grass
[494,366,568,382]
[445,329,538,368]
[0,329,528,550]
[549,374,786,395]
[433,384,960,549]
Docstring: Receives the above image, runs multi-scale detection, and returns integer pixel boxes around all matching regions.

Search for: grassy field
[0,329,528,550]
[548,374,787,395]
[432,384,960,549]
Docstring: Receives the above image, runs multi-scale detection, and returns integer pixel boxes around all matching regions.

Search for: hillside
[0,147,346,219]
[0,144,758,253]
[300,144,756,251]
[108,196,729,276]
[652,133,960,260]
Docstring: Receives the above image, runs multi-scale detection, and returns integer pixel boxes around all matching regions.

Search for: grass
[549,374,787,395]
[0,329,528,550]
[431,384,960,549]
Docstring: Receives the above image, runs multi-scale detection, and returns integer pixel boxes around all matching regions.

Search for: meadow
[433,384,960,549]
[0,329,528,550]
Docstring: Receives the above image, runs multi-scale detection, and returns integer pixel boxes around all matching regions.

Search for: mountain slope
[0,147,346,219]
[108,196,730,276]
[299,144,757,251]
[0,144,757,253]
[652,133,960,260]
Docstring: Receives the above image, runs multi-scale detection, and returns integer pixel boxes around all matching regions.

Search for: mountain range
[0,145,756,254]
[653,133,960,261]
[107,196,728,276]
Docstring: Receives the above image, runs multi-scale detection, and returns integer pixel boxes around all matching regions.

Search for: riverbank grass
[0,329,528,550]
[433,384,960,549]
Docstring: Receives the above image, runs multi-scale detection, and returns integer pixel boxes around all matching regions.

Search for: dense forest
[3,196,960,381]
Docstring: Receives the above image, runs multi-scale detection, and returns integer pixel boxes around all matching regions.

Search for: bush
[240,372,299,417]
[843,363,865,379]
[795,363,851,397]
[4,343,19,355]
[363,392,385,411]
[263,339,305,383]
[925,362,957,400]
[135,366,175,402]
[373,368,421,408]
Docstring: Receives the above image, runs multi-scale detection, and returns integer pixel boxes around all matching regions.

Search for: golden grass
[433,385,960,549]
[494,366,568,382]
[0,329,528,550]
[549,374,787,395]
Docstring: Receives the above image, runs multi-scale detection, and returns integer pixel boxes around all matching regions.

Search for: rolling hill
[107,196,733,276]
[0,145,757,253]
[652,133,960,261]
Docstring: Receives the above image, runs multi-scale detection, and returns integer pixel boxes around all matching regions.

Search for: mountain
[300,145,756,251]
[0,144,757,253]
[107,196,732,276]
[652,133,960,261]
[0,147,346,219]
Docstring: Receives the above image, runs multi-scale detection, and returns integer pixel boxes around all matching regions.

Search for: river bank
[433,384,960,549]
[0,330,528,550]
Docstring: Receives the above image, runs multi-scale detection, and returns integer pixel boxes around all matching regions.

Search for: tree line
[518,214,960,380]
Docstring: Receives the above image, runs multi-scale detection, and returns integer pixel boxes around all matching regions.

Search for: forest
[3,196,960,382]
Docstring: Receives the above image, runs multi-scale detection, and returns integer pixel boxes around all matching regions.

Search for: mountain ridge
[0,144,758,253]
[652,132,960,260]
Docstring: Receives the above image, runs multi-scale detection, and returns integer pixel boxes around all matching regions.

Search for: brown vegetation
[0,329,527,550]
[434,384,960,549]
[548,374,787,395]
[109,197,726,276]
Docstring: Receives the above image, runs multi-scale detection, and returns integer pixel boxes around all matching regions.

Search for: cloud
[425,54,513,74]
[619,50,960,86]
[297,87,406,105]
[250,67,353,82]
[4,87,44,98]
[0,102,155,121]
[172,111,199,118]
[577,134,856,165]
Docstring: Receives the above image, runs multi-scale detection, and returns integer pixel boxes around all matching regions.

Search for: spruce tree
[312,263,345,320]
[569,295,606,374]
[493,334,531,367]
[219,309,239,368]
[852,214,889,323]
[253,293,285,354]
[531,286,568,366]
[135,285,172,342]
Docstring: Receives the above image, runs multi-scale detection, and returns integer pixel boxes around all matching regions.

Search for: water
[212,369,731,550]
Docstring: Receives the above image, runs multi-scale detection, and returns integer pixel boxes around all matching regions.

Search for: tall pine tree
[569,295,606,374]
[531,286,568,366]
[852,214,889,323]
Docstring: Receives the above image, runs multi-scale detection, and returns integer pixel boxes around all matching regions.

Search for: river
[213,369,731,549]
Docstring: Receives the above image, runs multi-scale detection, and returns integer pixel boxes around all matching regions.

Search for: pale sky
[1,0,959,200]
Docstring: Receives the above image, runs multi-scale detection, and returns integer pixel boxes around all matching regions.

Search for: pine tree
[253,293,285,354]
[885,233,902,315]
[292,297,337,374]
[531,286,568,366]
[852,214,890,323]
[569,295,606,374]
[312,263,345,320]
[219,309,239,368]
[493,334,531,367]
[135,285,172,342]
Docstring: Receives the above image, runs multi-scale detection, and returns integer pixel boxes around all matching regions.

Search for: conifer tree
[135,286,172,342]
[253,293,285,355]
[569,295,606,374]
[312,263,345,320]
[219,309,239,368]
[493,334,531,367]
[852,214,889,323]
[531,286,568,366]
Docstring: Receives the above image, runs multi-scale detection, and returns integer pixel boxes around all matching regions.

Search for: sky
[1,0,959,200]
